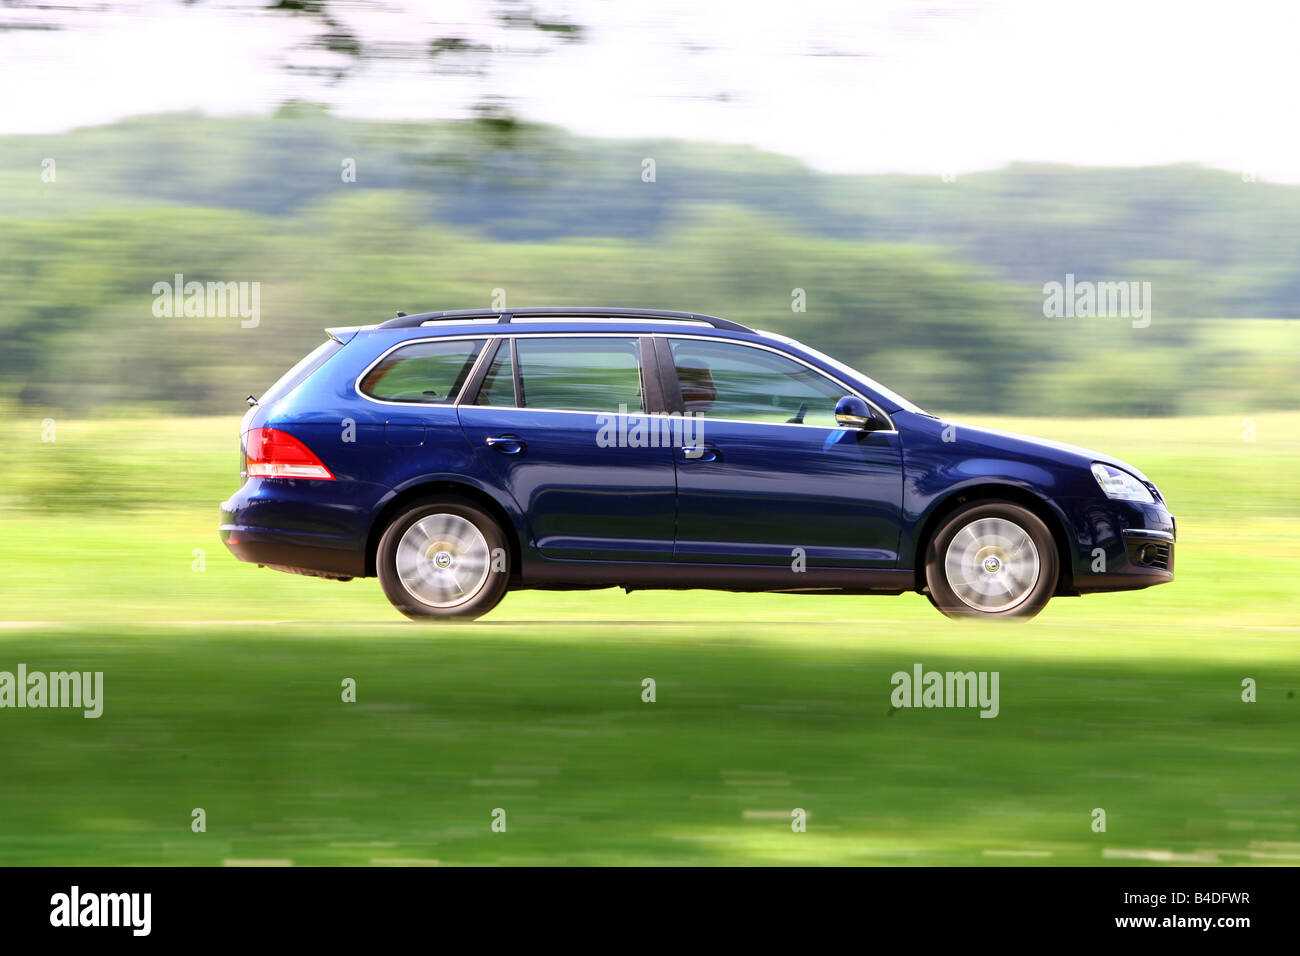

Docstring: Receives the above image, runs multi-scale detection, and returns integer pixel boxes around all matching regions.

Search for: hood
[921,416,1151,483]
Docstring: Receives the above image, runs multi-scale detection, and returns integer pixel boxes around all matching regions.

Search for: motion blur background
[1,0,1298,421]
[0,1,1296,866]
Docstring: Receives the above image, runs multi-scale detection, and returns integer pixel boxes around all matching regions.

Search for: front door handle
[486,434,526,455]
[682,442,719,462]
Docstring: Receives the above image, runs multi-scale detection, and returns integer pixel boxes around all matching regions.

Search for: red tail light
[244,427,335,480]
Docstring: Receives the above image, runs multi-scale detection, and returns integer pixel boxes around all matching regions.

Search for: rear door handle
[486,434,526,455]
[682,442,719,462]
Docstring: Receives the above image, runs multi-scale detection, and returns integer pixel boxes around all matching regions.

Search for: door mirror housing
[835,395,886,431]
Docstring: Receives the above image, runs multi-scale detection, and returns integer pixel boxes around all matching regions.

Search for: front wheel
[924,501,1058,620]
[376,498,509,620]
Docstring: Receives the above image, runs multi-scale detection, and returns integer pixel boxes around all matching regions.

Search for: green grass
[0,412,1296,865]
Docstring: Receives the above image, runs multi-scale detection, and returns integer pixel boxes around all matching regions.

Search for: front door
[662,336,904,568]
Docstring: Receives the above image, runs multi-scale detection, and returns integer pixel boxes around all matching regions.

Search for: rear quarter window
[360,338,488,403]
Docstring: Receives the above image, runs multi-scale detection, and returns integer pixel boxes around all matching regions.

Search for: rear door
[661,336,904,568]
[457,334,678,562]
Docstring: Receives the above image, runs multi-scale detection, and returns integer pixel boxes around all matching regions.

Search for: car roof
[323,308,925,415]
[373,307,755,334]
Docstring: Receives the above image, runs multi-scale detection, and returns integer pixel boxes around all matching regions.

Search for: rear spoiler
[325,326,370,345]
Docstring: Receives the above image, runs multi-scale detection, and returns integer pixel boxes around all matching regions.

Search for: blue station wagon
[220,308,1175,620]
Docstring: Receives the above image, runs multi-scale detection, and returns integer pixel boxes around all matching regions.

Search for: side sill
[518,560,914,593]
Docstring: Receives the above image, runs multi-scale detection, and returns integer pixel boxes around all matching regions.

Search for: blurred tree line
[0,111,1295,418]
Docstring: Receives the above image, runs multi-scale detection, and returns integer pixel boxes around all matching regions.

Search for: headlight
[1091,462,1154,503]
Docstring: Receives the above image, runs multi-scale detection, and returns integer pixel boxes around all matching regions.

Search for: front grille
[1127,538,1173,571]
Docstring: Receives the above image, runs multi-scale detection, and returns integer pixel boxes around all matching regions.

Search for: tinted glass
[515,336,644,412]
[668,338,846,427]
[475,339,516,406]
[261,338,342,407]
[360,338,486,403]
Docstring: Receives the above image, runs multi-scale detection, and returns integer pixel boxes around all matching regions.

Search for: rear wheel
[924,501,1057,620]
[377,499,509,620]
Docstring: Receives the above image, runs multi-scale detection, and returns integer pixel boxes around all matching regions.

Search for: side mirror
[835,395,884,431]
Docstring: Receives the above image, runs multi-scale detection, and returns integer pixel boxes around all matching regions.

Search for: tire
[376,498,509,621]
[923,500,1058,620]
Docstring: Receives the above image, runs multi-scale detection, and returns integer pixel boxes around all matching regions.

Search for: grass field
[0,412,1297,865]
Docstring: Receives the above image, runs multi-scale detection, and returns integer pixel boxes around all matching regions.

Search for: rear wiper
[246,394,259,407]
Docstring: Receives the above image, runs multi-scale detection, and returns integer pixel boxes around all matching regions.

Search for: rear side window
[475,339,517,406]
[515,336,644,412]
[360,338,487,403]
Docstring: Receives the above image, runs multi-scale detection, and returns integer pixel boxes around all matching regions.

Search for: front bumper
[1056,496,1176,594]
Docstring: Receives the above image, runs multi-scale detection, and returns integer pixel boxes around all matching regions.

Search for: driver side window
[667,338,848,427]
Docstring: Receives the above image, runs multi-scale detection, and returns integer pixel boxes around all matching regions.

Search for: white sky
[2,0,1297,180]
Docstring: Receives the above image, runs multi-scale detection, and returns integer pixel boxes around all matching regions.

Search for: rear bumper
[220,526,366,578]
[220,476,382,579]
